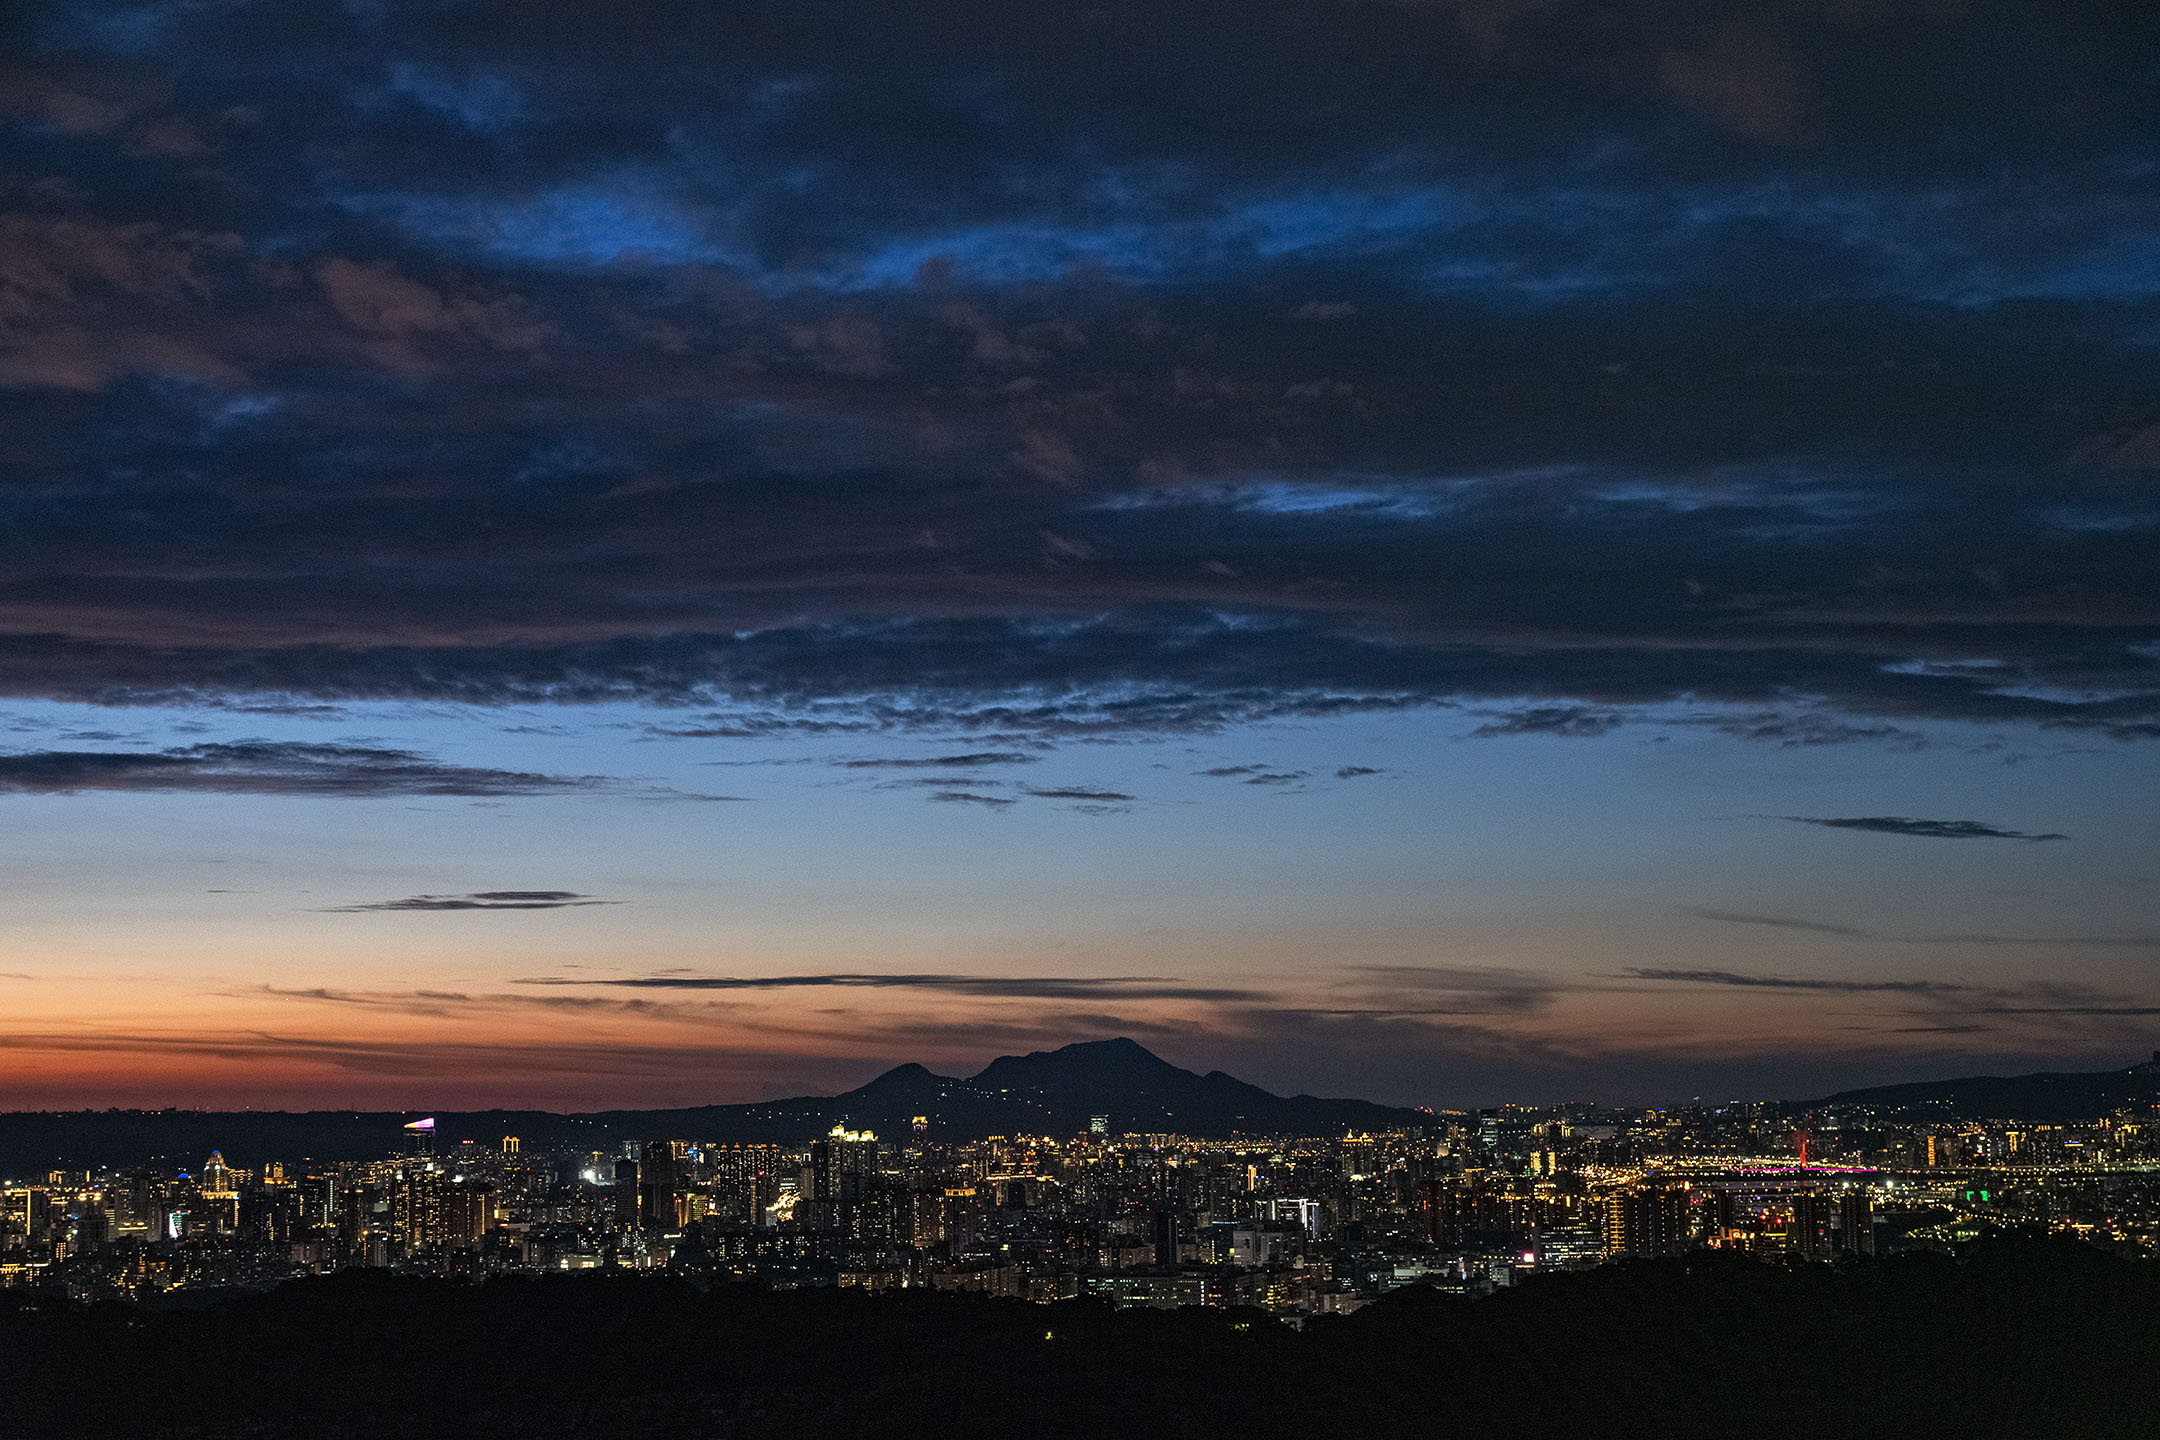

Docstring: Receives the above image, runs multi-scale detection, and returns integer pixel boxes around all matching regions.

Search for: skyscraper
[811,1125,879,1236]
[1603,1185,1692,1257]
[639,1140,684,1232]
[1789,1190,1826,1260]
[1836,1190,1876,1256]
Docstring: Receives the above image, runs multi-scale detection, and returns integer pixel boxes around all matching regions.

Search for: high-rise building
[298,1172,335,1230]
[1603,1185,1692,1257]
[1835,1189,1875,1256]
[1789,1190,1827,1259]
[112,1172,160,1238]
[613,1158,640,1231]
[442,1183,493,1247]
[639,1140,686,1232]
[711,1143,787,1225]
[811,1126,879,1236]
[391,1166,448,1252]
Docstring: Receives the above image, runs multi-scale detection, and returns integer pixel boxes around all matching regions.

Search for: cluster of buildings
[6,1099,2157,1310]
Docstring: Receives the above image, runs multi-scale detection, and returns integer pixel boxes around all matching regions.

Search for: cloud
[1623,967,1972,995]
[1349,965,1562,1014]
[514,972,1272,1002]
[1689,909,2160,949]
[1023,787,1136,802]
[1703,713,1930,749]
[0,743,609,797]
[840,752,1040,768]
[0,0,2158,762]
[1471,706,1626,739]
[323,891,620,912]
[1900,933,2160,950]
[1964,1005,2160,1017]
[1784,816,2069,841]
[1687,908,1873,938]
[925,790,1016,806]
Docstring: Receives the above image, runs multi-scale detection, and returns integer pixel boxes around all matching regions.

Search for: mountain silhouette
[806,1037,1427,1139]
[0,1039,1431,1172]
[1810,1052,2160,1121]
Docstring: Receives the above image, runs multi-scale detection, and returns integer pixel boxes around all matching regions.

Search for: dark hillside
[1,1239,2152,1439]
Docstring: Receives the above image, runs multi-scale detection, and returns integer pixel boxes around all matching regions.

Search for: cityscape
[9,1041,2160,1312]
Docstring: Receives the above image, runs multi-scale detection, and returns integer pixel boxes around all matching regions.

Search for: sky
[1,0,2157,1113]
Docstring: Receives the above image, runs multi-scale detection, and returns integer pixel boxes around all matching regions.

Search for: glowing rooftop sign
[404,1117,436,1131]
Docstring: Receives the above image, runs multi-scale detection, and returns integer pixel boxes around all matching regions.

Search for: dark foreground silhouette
[3,1239,2151,1439]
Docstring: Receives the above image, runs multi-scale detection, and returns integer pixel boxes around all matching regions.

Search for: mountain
[827,1037,1430,1138]
[1809,1052,2160,1121]
[0,1039,1431,1174]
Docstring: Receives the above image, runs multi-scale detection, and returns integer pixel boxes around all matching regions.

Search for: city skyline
[3,0,2159,1113]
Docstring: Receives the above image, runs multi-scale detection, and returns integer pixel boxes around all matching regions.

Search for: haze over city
[3,0,2157,1115]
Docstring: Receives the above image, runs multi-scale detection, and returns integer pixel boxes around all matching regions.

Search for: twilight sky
[2,0,2157,1112]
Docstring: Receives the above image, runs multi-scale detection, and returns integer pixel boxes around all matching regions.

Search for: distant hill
[0,1038,1431,1174]
[1811,1053,2160,1121]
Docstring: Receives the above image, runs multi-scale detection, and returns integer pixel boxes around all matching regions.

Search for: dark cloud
[1624,968,1971,995]
[1471,706,1626,739]
[0,1,2149,745]
[1335,766,1382,779]
[1901,933,2160,950]
[516,973,1270,1002]
[1703,713,1930,749]
[1688,909,2160,949]
[1966,1006,2160,1017]
[1687,908,1873,938]
[1349,965,1562,1014]
[324,891,620,912]
[1023,787,1136,802]
[0,742,606,797]
[1785,816,2069,841]
[924,790,1015,806]
[840,752,1039,768]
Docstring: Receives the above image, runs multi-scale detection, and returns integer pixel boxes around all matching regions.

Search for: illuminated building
[391,1167,446,1252]
[639,1140,687,1232]
[1789,1190,1827,1259]
[710,1143,788,1225]
[1836,1190,1875,1256]
[812,1125,879,1236]
[1603,1185,1692,1257]
[443,1182,493,1247]
[613,1158,640,1231]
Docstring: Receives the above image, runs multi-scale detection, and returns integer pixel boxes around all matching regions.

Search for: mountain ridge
[1808,1052,2160,1121]
[0,1038,1432,1173]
